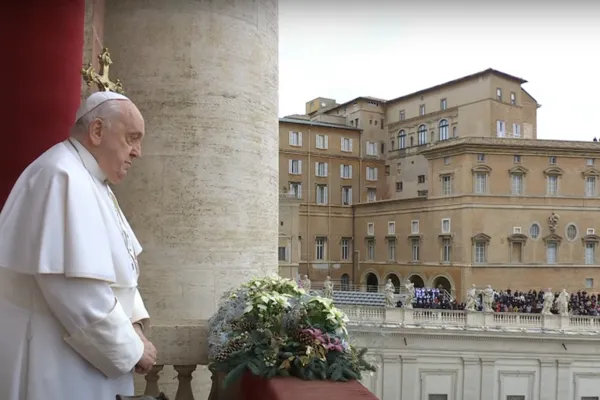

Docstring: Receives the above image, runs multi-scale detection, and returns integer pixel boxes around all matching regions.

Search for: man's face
[88,101,145,184]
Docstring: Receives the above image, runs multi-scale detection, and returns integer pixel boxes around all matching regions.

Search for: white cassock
[0,138,149,400]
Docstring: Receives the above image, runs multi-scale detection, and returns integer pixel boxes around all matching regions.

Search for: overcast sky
[279,0,600,141]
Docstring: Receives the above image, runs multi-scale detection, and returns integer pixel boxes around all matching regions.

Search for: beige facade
[280,68,600,300]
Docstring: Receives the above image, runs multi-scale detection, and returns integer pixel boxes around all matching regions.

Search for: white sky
[279,0,600,141]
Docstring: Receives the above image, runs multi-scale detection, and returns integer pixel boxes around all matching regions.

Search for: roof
[419,137,600,157]
[279,117,361,131]
[386,68,528,105]
[322,96,387,114]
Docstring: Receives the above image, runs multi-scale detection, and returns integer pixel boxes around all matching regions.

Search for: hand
[133,323,157,374]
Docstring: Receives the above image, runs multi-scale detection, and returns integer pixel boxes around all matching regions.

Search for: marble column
[539,359,557,400]
[400,356,417,400]
[0,1,85,209]
[556,360,572,399]
[480,358,496,400]
[103,0,279,322]
[462,357,481,399]
[381,354,400,400]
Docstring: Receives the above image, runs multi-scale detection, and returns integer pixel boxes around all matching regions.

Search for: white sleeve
[131,288,150,329]
[35,274,144,379]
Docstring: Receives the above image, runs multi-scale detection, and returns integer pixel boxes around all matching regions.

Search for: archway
[433,275,452,292]
[341,273,350,291]
[409,274,425,288]
[366,273,379,292]
[384,274,401,294]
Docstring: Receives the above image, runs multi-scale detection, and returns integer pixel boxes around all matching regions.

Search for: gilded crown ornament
[81,48,125,94]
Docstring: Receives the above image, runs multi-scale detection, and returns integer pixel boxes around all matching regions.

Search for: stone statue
[404,281,415,309]
[117,394,169,400]
[465,284,478,311]
[481,285,494,313]
[548,212,560,233]
[301,274,311,292]
[384,279,396,308]
[322,276,333,299]
[556,289,570,316]
[541,289,554,315]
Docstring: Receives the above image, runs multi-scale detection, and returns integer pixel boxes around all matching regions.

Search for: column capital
[539,359,555,367]
[462,357,480,366]
[481,358,496,366]
[401,356,418,364]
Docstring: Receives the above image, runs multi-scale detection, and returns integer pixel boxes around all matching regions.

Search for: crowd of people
[405,287,599,315]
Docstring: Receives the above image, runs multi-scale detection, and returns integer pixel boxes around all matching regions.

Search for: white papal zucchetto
[75,91,130,122]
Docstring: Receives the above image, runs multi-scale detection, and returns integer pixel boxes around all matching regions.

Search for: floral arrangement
[208,275,376,388]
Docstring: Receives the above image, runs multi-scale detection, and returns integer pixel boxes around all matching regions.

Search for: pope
[0,91,157,399]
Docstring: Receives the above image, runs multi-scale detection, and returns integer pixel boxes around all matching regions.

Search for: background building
[279,69,600,299]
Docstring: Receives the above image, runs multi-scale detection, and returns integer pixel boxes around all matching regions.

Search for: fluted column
[104,0,279,323]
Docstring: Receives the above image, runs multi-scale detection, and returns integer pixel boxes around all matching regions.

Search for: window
[316,184,328,204]
[396,181,403,192]
[441,218,451,233]
[587,158,595,166]
[366,239,375,260]
[444,156,450,165]
[566,224,578,241]
[354,118,359,127]
[547,175,558,196]
[367,222,375,236]
[418,175,426,183]
[549,156,557,164]
[474,242,487,263]
[388,239,396,261]
[512,123,521,138]
[441,175,452,196]
[418,125,428,145]
[385,165,390,175]
[511,242,523,263]
[511,174,523,195]
[380,119,384,129]
[496,87,502,101]
[506,396,524,400]
[398,131,406,149]
[496,120,506,137]
[385,222,395,236]
[316,134,328,149]
[585,242,596,265]
[411,220,419,234]
[586,176,596,197]
[411,238,420,261]
[439,119,449,141]
[289,131,302,146]
[341,186,352,205]
[440,98,447,110]
[529,223,540,239]
[341,137,353,152]
[367,188,377,202]
[477,153,485,162]
[510,92,516,105]
[366,141,377,156]
[289,182,302,199]
[289,159,302,175]
[369,119,373,125]
[546,242,557,264]
[514,155,521,163]
[341,239,350,260]
[315,162,328,177]
[278,246,287,261]
[399,110,405,121]
[453,126,457,137]
[315,237,326,260]
[442,239,452,263]
[585,278,594,289]
[366,167,378,181]
[340,164,352,179]
[429,394,448,400]
[419,104,426,116]
[474,173,488,194]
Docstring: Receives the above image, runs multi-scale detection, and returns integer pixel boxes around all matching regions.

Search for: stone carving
[556,289,570,316]
[541,289,554,315]
[404,281,415,309]
[322,276,333,299]
[384,279,396,308]
[481,285,494,313]
[301,274,311,292]
[465,284,478,311]
[117,394,169,400]
[548,212,560,233]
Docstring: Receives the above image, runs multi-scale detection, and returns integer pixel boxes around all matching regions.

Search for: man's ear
[88,118,104,146]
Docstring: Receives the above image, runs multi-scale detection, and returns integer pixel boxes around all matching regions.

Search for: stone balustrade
[339,305,600,333]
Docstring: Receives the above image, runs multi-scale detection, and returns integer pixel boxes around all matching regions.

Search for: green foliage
[208,275,376,388]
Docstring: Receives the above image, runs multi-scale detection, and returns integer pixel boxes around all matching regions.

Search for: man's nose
[131,143,142,158]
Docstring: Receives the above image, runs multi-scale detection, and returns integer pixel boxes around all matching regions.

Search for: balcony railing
[338,305,600,333]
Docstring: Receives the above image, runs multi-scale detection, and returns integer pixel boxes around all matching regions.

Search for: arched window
[397,130,406,149]
[418,125,428,145]
[341,273,350,291]
[366,273,379,292]
[439,119,449,141]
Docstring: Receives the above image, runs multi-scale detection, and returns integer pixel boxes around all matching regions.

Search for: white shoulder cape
[0,142,141,283]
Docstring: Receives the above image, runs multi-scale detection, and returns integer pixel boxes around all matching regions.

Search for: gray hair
[71,100,124,136]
